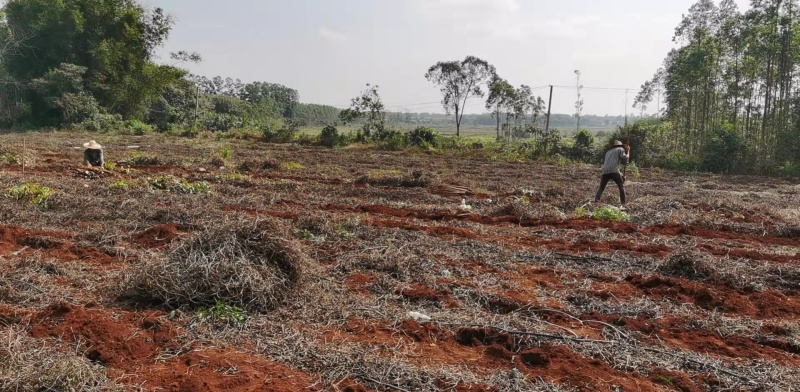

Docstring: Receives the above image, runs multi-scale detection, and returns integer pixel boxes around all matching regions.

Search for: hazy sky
[146,0,750,115]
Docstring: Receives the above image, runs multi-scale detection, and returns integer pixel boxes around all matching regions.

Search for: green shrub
[196,301,248,326]
[320,125,342,147]
[700,126,745,173]
[107,180,130,191]
[590,206,630,222]
[125,120,153,135]
[280,162,305,170]
[219,145,233,160]
[128,151,160,166]
[777,163,800,177]
[82,113,123,132]
[0,152,21,166]
[406,127,439,148]
[9,183,54,207]
[103,161,116,172]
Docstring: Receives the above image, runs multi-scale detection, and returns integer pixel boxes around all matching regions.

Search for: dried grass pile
[128,217,307,312]
[658,250,731,284]
[0,327,121,391]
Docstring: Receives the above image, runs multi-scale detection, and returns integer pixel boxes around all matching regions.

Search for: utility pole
[545,85,553,134]
[624,89,629,127]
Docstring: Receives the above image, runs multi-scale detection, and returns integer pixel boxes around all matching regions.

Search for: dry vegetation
[0,131,799,391]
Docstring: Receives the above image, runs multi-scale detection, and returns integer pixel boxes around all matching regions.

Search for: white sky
[147,0,750,115]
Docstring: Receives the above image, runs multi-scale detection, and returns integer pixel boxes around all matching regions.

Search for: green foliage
[218,145,233,160]
[29,63,100,126]
[700,126,745,173]
[107,180,130,191]
[340,84,391,141]
[280,162,305,170]
[81,113,124,132]
[128,152,160,166]
[406,127,439,148]
[425,56,496,137]
[9,183,54,207]
[262,123,299,143]
[103,161,117,172]
[589,206,630,222]
[147,176,211,194]
[626,162,641,180]
[125,120,153,135]
[777,163,800,177]
[2,0,178,121]
[319,125,343,147]
[0,152,21,166]
[196,300,247,326]
[568,129,595,162]
[216,172,249,183]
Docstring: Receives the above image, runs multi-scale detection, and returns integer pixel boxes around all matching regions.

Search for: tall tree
[0,0,178,123]
[485,76,515,140]
[425,56,496,137]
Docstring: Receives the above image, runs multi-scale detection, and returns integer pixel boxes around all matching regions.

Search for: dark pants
[595,173,626,204]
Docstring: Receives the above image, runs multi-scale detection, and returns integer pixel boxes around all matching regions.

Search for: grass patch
[576,206,631,222]
[107,180,130,191]
[281,162,305,170]
[216,172,250,183]
[8,183,54,208]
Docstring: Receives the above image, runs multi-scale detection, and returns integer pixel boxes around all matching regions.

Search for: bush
[81,113,123,132]
[406,127,439,148]
[107,180,130,191]
[128,151,161,166]
[9,183,54,208]
[589,206,630,222]
[568,129,595,162]
[127,218,307,312]
[700,126,745,173]
[0,152,21,166]
[262,122,299,143]
[320,125,342,147]
[777,163,800,177]
[125,119,153,135]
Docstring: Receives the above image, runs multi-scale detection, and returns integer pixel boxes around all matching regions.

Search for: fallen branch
[357,375,412,392]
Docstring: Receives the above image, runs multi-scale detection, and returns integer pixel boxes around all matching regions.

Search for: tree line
[636,0,800,175]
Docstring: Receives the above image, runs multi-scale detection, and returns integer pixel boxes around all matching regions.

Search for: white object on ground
[408,311,431,322]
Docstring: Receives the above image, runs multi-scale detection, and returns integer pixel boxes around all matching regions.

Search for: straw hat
[613,140,624,147]
[83,140,102,149]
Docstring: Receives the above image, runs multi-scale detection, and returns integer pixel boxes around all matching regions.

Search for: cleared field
[0,131,799,391]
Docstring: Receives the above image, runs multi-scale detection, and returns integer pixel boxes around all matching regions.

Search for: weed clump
[147,176,211,194]
[128,151,160,166]
[8,183,54,208]
[579,206,630,222]
[128,218,307,312]
[0,327,121,391]
[0,152,21,166]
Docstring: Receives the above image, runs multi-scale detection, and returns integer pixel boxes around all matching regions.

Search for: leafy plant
[128,151,160,166]
[0,152,21,166]
[406,126,439,148]
[281,162,305,170]
[103,161,116,172]
[218,145,233,160]
[107,180,129,191]
[216,172,249,183]
[319,125,342,147]
[196,300,248,326]
[590,206,630,222]
[9,183,54,207]
[147,176,211,194]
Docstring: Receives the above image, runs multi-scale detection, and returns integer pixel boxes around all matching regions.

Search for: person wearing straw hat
[594,140,630,207]
[83,140,105,168]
